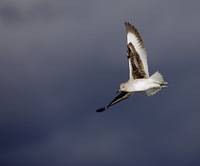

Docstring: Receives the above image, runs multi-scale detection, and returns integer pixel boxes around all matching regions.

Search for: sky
[0,0,200,165]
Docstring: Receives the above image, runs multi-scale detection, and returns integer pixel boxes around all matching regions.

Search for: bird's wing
[96,91,133,112]
[127,42,148,79]
[107,91,134,107]
[125,22,149,78]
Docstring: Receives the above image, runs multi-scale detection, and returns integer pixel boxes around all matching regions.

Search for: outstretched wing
[96,91,133,112]
[108,91,133,107]
[125,22,149,78]
[127,43,148,79]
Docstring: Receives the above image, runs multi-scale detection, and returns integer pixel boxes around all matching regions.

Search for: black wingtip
[96,107,107,112]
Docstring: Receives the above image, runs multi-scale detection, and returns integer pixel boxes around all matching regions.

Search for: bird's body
[96,22,169,112]
[122,78,161,92]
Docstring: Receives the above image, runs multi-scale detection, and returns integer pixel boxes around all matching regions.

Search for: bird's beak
[116,89,120,94]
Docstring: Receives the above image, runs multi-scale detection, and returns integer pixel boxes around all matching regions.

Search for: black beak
[116,90,120,94]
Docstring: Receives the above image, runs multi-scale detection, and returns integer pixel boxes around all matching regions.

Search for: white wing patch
[125,22,149,77]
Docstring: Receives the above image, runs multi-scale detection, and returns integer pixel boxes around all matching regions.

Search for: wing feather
[125,22,149,77]
[127,43,148,79]
[96,92,133,112]
[108,91,133,107]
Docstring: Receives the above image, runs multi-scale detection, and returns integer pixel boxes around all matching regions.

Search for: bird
[96,22,169,112]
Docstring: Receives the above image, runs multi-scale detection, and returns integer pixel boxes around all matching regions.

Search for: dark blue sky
[1,0,200,166]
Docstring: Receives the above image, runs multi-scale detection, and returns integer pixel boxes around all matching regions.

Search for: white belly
[127,79,160,92]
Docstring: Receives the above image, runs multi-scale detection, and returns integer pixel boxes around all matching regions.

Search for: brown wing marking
[124,22,146,54]
[127,43,147,79]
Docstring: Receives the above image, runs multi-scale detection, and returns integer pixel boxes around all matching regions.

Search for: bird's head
[116,83,126,94]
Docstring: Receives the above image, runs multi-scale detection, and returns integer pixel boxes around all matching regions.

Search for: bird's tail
[146,71,169,96]
[150,71,164,83]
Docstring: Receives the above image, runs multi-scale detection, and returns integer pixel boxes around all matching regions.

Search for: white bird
[96,22,169,112]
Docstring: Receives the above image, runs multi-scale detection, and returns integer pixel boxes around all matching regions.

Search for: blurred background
[0,0,200,165]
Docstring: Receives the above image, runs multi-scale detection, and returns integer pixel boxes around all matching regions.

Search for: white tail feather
[149,71,164,83]
[146,71,165,96]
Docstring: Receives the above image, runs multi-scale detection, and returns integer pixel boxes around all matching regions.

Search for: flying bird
[96,22,169,112]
